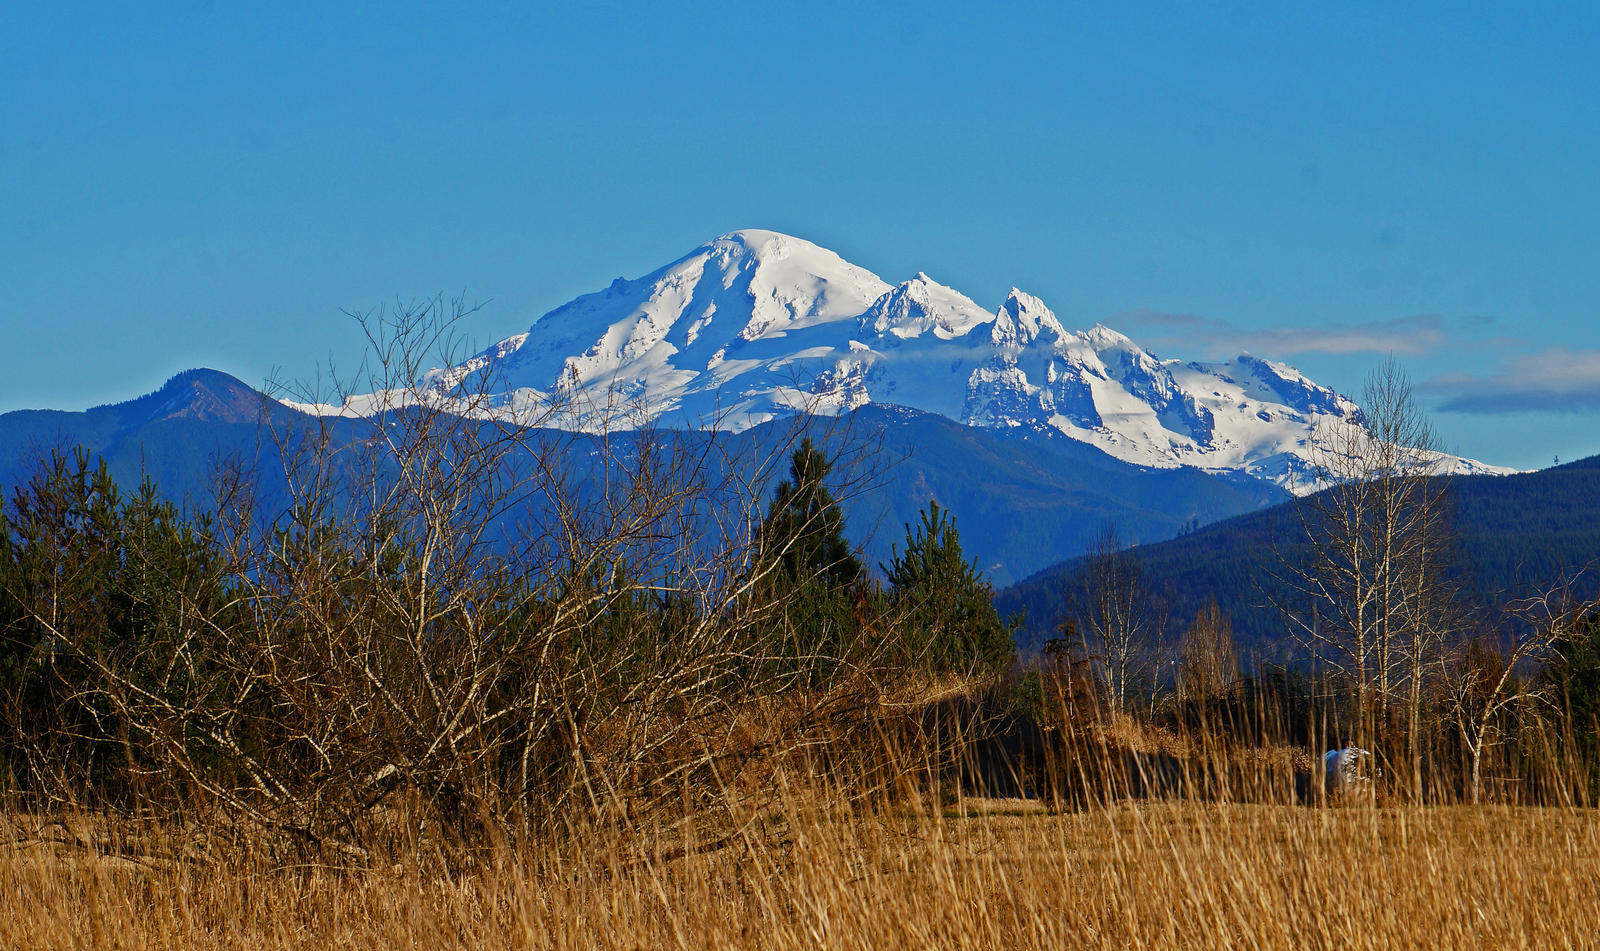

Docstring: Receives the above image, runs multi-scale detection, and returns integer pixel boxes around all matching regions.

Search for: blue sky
[4,1,1598,469]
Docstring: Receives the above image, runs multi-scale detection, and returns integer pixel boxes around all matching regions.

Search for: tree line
[4,304,1596,843]
[1041,357,1600,804]
[0,300,1015,853]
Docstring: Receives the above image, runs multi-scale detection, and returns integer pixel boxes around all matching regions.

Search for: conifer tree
[1544,613,1600,794]
[885,500,1013,673]
[757,437,866,665]
[761,437,861,589]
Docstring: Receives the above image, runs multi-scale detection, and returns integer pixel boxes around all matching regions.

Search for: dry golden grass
[4,789,1597,950]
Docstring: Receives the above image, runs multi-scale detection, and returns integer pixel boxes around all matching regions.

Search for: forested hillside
[999,455,1600,653]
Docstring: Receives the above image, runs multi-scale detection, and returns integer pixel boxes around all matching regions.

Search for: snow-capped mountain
[318,229,1509,493]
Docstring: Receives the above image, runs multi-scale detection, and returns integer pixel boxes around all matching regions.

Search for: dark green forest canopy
[999,455,1600,654]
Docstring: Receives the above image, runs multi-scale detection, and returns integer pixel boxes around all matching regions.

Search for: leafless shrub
[1,296,923,858]
[1445,571,1597,804]
[1177,597,1237,708]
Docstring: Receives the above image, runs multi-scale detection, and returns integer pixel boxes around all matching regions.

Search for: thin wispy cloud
[1115,311,1477,359]
[1429,347,1600,414]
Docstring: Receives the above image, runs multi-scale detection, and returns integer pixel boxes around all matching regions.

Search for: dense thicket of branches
[0,301,1021,856]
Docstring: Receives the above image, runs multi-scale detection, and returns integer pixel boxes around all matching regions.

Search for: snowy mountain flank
[335,229,1509,493]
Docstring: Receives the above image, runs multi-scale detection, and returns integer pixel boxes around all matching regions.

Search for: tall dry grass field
[4,789,1597,950]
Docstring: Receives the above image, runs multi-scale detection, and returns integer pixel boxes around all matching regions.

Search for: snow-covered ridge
[300,229,1513,493]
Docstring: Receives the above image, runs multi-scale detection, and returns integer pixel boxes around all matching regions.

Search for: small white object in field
[1324,747,1373,796]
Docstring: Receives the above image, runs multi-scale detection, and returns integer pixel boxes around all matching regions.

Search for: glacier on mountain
[310,229,1510,493]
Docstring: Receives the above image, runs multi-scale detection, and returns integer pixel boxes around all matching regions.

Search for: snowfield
[294,229,1513,494]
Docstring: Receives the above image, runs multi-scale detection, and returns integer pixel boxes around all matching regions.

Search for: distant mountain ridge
[0,370,1284,588]
[93,368,278,426]
[997,454,1600,651]
[289,229,1511,493]
[6,370,1593,651]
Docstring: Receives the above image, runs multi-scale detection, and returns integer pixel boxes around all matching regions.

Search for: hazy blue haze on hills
[8,370,1596,655]
[0,372,1284,588]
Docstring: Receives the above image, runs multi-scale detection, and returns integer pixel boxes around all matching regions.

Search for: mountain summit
[397,229,1506,492]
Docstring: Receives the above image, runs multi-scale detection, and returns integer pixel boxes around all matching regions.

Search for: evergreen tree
[761,438,861,589]
[0,449,232,801]
[758,438,866,665]
[0,449,127,792]
[884,500,1013,673]
[1543,612,1600,794]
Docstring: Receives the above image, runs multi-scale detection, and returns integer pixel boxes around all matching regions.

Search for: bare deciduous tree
[1178,596,1237,707]
[1278,355,1455,795]
[1446,576,1594,804]
[1070,524,1161,714]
